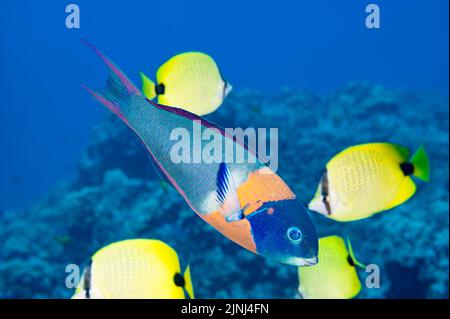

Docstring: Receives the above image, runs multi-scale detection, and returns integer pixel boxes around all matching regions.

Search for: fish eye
[287,226,303,244]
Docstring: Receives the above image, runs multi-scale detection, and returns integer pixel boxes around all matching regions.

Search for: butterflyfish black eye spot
[174,272,185,287]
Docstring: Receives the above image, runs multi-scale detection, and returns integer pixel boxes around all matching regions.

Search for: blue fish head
[247,200,319,266]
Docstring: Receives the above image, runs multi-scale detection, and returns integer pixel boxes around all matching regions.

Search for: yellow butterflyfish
[141,52,231,116]
[309,143,430,222]
[72,239,194,299]
[298,236,365,299]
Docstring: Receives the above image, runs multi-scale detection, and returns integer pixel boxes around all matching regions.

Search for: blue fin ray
[216,163,244,222]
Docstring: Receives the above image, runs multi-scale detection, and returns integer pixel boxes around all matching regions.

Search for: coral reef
[0,83,448,298]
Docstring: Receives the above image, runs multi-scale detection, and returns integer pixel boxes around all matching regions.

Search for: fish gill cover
[0,83,448,298]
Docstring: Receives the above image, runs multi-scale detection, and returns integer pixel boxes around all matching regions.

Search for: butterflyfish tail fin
[410,146,430,182]
[216,162,244,222]
[183,265,195,299]
[140,71,157,100]
[346,237,367,269]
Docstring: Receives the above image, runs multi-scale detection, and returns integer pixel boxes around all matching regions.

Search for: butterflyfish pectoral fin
[216,162,244,222]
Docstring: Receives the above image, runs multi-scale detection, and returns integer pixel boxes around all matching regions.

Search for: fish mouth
[285,256,318,267]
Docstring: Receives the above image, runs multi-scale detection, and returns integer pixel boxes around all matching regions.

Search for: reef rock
[0,83,448,298]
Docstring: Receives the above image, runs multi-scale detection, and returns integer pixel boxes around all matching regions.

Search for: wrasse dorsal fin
[216,162,244,222]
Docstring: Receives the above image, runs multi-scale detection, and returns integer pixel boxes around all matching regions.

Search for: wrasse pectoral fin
[216,162,244,222]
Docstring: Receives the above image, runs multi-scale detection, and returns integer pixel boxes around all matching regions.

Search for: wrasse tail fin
[81,40,141,124]
[216,162,244,222]
[81,85,129,124]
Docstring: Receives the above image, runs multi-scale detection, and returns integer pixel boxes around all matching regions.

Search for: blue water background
[0,1,448,299]
[0,0,448,209]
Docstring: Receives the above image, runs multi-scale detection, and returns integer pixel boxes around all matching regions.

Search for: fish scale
[309,142,428,222]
